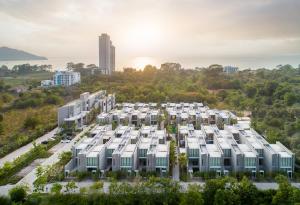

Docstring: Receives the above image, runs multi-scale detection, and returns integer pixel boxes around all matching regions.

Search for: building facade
[163,102,236,129]
[223,66,239,74]
[99,33,115,75]
[58,90,115,128]
[65,125,169,175]
[97,102,160,127]
[53,71,81,86]
[181,123,295,178]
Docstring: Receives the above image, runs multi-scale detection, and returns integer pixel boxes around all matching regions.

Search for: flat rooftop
[270,144,292,158]
[206,144,221,157]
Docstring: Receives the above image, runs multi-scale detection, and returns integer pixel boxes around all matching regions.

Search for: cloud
[0,0,299,68]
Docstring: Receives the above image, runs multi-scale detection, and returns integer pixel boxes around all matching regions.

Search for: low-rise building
[53,71,81,86]
[41,79,54,87]
[164,102,236,129]
[223,66,239,74]
[182,123,295,178]
[97,103,160,127]
[65,125,169,175]
[58,90,115,128]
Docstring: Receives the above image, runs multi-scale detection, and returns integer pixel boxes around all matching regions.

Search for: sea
[0,55,299,71]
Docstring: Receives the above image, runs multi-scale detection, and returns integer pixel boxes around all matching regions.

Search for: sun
[131,57,157,69]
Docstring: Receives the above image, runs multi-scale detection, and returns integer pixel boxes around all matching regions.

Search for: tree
[65,181,77,193]
[33,166,47,192]
[180,184,204,205]
[23,116,39,129]
[9,185,28,203]
[0,195,11,205]
[284,92,297,106]
[272,175,300,205]
[51,183,62,194]
[169,140,176,172]
[203,178,227,205]
[213,189,226,205]
[89,181,104,193]
[0,123,4,135]
[235,176,258,205]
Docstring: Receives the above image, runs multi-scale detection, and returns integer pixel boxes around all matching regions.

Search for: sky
[0,0,300,70]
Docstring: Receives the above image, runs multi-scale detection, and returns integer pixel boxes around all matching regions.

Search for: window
[139,149,147,158]
[209,157,221,167]
[245,157,256,168]
[280,157,292,168]
[224,158,231,166]
[259,158,263,166]
[188,148,199,158]
[121,157,132,167]
[223,149,231,157]
[106,149,114,157]
[156,157,167,167]
[86,157,97,167]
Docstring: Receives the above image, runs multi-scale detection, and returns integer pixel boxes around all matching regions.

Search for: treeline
[0,64,52,77]
[1,176,300,205]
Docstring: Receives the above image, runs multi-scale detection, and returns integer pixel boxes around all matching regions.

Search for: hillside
[0,47,47,61]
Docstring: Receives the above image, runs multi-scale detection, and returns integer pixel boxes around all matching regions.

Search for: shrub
[9,185,28,203]
[0,195,11,205]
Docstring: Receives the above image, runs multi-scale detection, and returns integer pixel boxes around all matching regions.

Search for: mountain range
[0,47,47,61]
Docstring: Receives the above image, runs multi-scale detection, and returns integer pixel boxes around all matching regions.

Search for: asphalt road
[0,128,59,167]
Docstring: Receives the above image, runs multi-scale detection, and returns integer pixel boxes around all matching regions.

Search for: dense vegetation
[1,175,300,205]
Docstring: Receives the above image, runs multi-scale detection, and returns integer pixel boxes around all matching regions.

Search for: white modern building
[99,33,115,75]
[41,79,54,87]
[65,125,169,175]
[53,71,81,86]
[163,102,236,129]
[181,123,295,178]
[97,103,160,127]
[223,66,239,74]
[58,90,115,128]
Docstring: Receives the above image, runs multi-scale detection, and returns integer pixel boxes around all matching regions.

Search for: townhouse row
[58,90,115,128]
[180,123,295,178]
[65,125,169,175]
[163,102,236,129]
[97,103,160,127]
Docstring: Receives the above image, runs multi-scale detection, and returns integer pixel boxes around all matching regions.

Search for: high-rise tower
[99,33,115,75]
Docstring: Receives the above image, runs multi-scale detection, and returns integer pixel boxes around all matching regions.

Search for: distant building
[223,66,239,74]
[99,33,115,75]
[41,80,54,87]
[160,62,182,71]
[53,71,81,86]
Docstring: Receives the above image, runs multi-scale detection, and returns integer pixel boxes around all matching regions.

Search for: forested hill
[0,47,47,61]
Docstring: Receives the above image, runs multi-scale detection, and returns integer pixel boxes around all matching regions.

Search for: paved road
[17,125,92,187]
[0,128,59,167]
